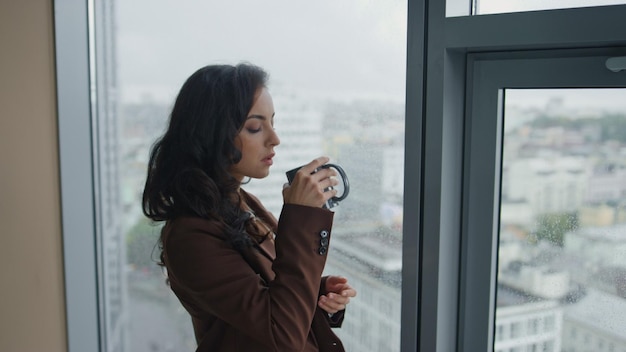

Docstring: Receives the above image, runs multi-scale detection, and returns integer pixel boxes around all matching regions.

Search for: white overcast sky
[116,0,407,103]
[115,0,625,113]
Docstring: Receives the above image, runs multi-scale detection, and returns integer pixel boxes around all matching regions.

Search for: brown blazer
[161,191,346,352]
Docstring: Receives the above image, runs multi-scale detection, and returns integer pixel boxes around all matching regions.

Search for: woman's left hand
[318,276,357,314]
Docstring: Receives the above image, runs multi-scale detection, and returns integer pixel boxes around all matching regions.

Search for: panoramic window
[495,88,626,352]
[57,0,626,351]
[92,1,407,351]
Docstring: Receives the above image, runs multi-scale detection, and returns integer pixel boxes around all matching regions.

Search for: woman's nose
[268,128,280,146]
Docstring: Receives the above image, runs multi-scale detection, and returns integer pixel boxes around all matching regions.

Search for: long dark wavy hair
[142,63,268,250]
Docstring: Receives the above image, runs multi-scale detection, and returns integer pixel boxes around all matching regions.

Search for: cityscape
[119,89,406,351]
[117,88,626,351]
[494,95,626,352]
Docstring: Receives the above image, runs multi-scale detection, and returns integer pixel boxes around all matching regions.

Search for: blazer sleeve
[164,203,334,351]
[319,276,346,328]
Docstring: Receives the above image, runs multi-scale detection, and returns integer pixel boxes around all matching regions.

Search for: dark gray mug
[285,163,350,209]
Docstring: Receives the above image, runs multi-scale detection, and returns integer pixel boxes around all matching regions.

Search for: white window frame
[55,0,626,351]
[54,1,101,351]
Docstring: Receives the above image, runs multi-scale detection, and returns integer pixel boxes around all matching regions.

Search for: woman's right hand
[282,156,339,208]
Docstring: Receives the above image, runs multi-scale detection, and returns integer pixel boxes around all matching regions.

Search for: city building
[585,164,626,204]
[564,224,626,269]
[507,157,589,216]
[325,228,402,352]
[494,285,563,352]
[93,1,129,351]
[562,289,626,352]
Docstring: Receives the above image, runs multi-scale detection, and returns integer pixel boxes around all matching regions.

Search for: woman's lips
[262,153,275,165]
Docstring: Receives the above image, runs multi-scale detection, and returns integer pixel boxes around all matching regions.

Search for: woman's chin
[250,170,271,179]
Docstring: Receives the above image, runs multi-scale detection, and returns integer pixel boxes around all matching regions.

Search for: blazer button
[320,230,329,238]
[320,237,329,247]
[318,246,328,255]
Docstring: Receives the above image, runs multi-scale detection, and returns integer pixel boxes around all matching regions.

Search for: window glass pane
[495,88,626,352]
[95,1,406,351]
[475,0,626,15]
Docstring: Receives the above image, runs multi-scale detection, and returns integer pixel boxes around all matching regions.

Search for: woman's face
[230,87,280,181]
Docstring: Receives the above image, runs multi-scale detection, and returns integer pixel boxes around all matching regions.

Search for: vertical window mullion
[401,0,426,351]
[54,0,101,351]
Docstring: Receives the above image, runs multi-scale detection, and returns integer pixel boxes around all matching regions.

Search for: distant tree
[534,212,578,247]
[126,217,163,270]
[599,114,626,143]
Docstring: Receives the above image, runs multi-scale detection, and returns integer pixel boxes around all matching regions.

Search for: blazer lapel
[239,243,275,283]
[240,189,278,281]
[241,189,278,262]
[256,236,276,261]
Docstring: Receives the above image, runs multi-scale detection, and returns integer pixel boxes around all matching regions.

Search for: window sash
[462,48,626,351]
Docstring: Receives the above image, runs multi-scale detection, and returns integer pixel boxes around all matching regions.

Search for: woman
[142,63,356,351]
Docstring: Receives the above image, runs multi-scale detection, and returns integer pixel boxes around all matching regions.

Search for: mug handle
[321,164,350,202]
[285,163,350,208]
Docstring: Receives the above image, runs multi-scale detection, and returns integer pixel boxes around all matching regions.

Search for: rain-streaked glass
[495,89,626,352]
[93,1,406,351]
